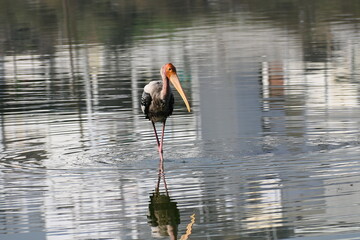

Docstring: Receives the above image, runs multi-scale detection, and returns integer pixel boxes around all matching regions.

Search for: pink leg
[158,120,166,175]
[152,121,165,175]
[152,121,160,147]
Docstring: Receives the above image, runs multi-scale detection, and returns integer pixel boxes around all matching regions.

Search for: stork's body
[141,63,191,174]
[141,80,174,123]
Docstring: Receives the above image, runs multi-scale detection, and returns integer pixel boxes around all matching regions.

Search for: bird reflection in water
[147,174,195,240]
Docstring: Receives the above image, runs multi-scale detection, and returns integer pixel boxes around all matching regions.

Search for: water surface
[1,1,360,239]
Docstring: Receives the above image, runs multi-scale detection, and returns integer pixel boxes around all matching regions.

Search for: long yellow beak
[169,74,191,112]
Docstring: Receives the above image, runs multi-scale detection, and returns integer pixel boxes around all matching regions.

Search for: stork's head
[161,63,191,112]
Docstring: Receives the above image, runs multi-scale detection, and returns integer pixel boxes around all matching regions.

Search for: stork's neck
[160,76,170,100]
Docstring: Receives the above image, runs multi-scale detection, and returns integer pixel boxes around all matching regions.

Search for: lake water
[1,1,360,239]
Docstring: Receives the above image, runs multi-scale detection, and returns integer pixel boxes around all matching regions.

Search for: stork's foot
[158,154,165,176]
[158,164,165,177]
[158,168,165,176]
[157,146,163,154]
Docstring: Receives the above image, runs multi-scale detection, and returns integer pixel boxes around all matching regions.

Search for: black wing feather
[141,91,152,119]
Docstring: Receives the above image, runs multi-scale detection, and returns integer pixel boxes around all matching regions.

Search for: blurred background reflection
[1,0,360,239]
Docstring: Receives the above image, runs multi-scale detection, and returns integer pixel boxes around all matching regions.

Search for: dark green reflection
[2,0,360,54]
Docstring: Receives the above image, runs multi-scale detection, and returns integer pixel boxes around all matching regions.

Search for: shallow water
[1,1,360,239]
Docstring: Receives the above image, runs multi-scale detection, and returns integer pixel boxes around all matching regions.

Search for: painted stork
[141,63,191,174]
